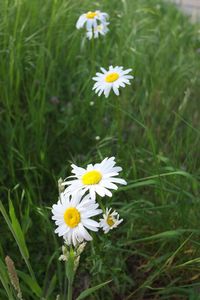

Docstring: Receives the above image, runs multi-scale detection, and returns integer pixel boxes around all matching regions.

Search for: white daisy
[86,22,109,40]
[100,208,123,233]
[76,10,109,31]
[92,66,134,98]
[62,157,127,200]
[52,191,102,246]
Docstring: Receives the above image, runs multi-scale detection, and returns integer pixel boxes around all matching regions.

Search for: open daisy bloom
[99,208,123,233]
[86,22,109,40]
[76,10,109,31]
[52,192,102,246]
[62,157,127,200]
[92,66,134,98]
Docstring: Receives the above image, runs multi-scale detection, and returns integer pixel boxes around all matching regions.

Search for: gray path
[169,0,200,21]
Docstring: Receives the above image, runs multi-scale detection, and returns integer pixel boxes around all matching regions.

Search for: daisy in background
[100,208,123,233]
[52,191,102,246]
[76,10,109,31]
[62,157,127,200]
[86,22,109,40]
[92,66,134,98]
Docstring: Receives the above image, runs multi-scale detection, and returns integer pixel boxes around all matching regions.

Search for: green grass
[0,0,200,299]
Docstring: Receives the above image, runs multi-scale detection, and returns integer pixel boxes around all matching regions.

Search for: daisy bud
[74,256,80,272]
[76,242,87,256]
[58,178,65,194]
[59,245,69,262]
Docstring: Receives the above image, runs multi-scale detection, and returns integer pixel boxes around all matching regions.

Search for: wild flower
[52,191,102,246]
[76,11,108,31]
[62,157,127,200]
[100,208,123,233]
[92,66,133,97]
[52,154,127,300]
[86,22,109,40]
[76,10,109,39]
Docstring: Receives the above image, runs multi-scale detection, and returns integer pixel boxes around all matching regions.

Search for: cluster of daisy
[76,10,109,40]
[52,7,132,256]
[50,8,132,296]
[52,157,127,247]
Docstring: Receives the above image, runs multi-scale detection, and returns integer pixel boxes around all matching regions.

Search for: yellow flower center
[82,170,102,185]
[86,11,98,19]
[107,216,115,227]
[105,72,119,83]
[64,207,80,228]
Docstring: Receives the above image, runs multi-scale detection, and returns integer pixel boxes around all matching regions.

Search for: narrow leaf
[17,271,42,298]
[76,280,112,300]
[8,199,29,259]
[125,229,199,245]
[0,200,37,282]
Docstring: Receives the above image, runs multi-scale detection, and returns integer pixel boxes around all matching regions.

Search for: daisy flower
[92,66,134,98]
[100,208,123,233]
[62,157,127,200]
[76,10,109,31]
[86,22,109,40]
[52,192,102,246]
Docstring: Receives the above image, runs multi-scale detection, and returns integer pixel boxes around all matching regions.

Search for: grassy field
[0,0,200,299]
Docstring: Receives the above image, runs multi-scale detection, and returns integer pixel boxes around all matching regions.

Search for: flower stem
[98,196,105,213]
[67,280,72,300]
[65,246,75,300]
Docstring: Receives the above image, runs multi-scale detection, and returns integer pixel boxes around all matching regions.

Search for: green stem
[67,280,72,300]
[65,246,75,300]
[116,99,123,144]
[97,196,105,213]
[90,38,95,83]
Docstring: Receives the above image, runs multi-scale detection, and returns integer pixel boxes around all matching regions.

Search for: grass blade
[0,200,36,282]
[76,280,112,300]
[17,271,42,298]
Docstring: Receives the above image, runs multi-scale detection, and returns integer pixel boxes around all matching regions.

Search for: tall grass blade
[76,280,112,300]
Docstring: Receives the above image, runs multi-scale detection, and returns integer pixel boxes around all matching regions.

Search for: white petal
[76,15,86,29]
[113,85,120,96]
[109,177,127,185]
[82,219,99,229]
[89,187,96,200]
[95,186,106,197]
[100,181,118,190]
[78,223,92,241]
[104,85,112,98]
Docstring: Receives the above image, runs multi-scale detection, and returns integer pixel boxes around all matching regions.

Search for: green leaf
[0,200,29,261]
[76,280,112,300]
[120,179,157,191]
[0,200,37,282]
[125,229,199,245]
[66,248,75,283]
[17,271,42,298]
[8,199,29,259]
[44,274,57,298]
[119,170,197,192]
